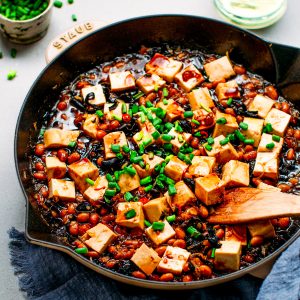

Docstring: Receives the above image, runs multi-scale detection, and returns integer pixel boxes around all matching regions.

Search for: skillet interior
[15,15,300,289]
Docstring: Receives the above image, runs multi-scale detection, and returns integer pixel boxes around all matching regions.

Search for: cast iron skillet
[15,15,300,290]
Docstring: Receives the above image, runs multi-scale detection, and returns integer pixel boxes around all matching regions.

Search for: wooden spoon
[207,187,300,224]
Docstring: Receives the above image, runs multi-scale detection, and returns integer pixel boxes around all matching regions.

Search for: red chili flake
[182,70,200,82]
[139,197,149,205]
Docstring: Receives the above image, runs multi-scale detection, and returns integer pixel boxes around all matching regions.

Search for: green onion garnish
[239,122,248,131]
[144,184,153,192]
[244,139,255,145]
[191,119,200,125]
[96,110,104,118]
[226,97,233,106]
[75,247,88,254]
[207,137,214,145]
[187,226,201,238]
[71,14,77,22]
[125,209,136,219]
[163,87,169,97]
[132,104,139,114]
[264,123,273,133]
[235,130,246,142]
[143,137,153,147]
[216,117,227,124]
[7,70,17,80]
[166,215,176,223]
[168,184,177,196]
[112,114,122,121]
[133,91,144,100]
[124,191,134,202]
[152,221,165,231]
[105,189,116,197]
[106,174,114,182]
[124,166,136,176]
[140,176,152,186]
[184,111,194,118]
[266,142,275,149]
[145,220,152,227]
[68,141,76,148]
[122,103,127,113]
[211,248,216,258]
[272,135,281,142]
[122,145,130,153]
[161,134,173,142]
[111,144,120,153]
[10,48,17,58]
[219,137,229,146]
[85,178,95,186]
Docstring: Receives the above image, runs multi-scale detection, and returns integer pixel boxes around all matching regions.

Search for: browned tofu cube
[165,181,196,211]
[242,117,264,147]
[213,110,239,138]
[49,179,75,201]
[83,175,108,202]
[45,156,67,179]
[222,160,249,188]
[215,241,242,271]
[116,202,144,230]
[215,80,240,100]
[44,129,80,148]
[157,246,191,275]
[103,131,128,159]
[257,182,281,192]
[164,156,188,181]
[204,135,239,164]
[81,84,106,106]
[257,133,283,156]
[204,56,235,82]
[68,158,99,193]
[133,154,164,179]
[248,220,275,239]
[145,53,183,82]
[253,152,278,180]
[82,114,99,139]
[143,197,170,223]
[145,220,175,246]
[131,243,161,275]
[104,100,129,121]
[156,99,184,122]
[118,172,140,193]
[248,94,274,119]
[225,225,247,246]
[109,71,135,92]
[85,223,117,253]
[188,156,216,177]
[195,174,225,206]
[264,108,291,137]
[136,73,166,94]
[187,87,215,111]
[174,64,204,92]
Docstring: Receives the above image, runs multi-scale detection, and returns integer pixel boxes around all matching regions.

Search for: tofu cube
[104,100,129,121]
[204,135,239,164]
[83,175,108,202]
[195,174,225,206]
[49,179,75,201]
[68,158,99,193]
[156,99,185,122]
[165,181,196,211]
[116,202,144,230]
[136,73,166,94]
[164,156,188,181]
[187,87,215,111]
[85,223,117,254]
[45,156,67,179]
[188,156,216,177]
[163,127,192,153]
[264,108,291,137]
[81,84,106,106]
[248,94,274,119]
[44,129,80,148]
[143,197,170,223]
[215,241,242,271]
[213,110,238,138]
[215,80,240,100]
[103,131,128,159]
[222,160,250,188]
[253,152,278,180]
[133,123,156,149]
[131,243,161,275]
[145,219,175,246]
[82,114,99,139]
[257,133,283,156]
[204,56,236,82]
[109,71,136,92]
[118,172,140,193]
[225,225,247,246]
[157,246,191,275]
[248,220,276,239]
[145,53,183,82]
[257,182,281,192]
[242,117,264,147]
[174,64,204,92]
[134,154,164,179]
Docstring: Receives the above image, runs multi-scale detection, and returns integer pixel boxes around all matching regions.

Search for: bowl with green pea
[0,0,53,44]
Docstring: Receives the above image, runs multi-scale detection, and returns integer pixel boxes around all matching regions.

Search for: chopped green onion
[122,145,130,153]
[163,143,173,151]
[226,97,233,106]
[145,220,152,227]
[133,91,144,100]
[96,110,104,118]
[125,209,136,219]
[200,102,212,113]
[168,184,177,196]
[216,117,227,124]
[184,111,194,118]
[153,118,162,127]
[139,160,145,168]
[178,135,184,143]
[219,137,229,146]
[54,0,63,8]
[165,154,174,163]
[124,166,136,176]
[105,189,116,197]
[211,248,216,258]
[75,247,88,254]
[152,221,165,231]
[146,101,153,108]
[205,144,212,151]
[239,122,248,131]
[244,139,255,145]
[139,144,145,155]
[156,179,164,189]
[111,144,120,153]
[122,103,127,113]
[161,134,173,142]
[10,48,17,58]
[166,215,176,223]
[106,174,114,182]
[108,181,118,189]
[164,122,174,131]
[71,14,77,22]
[178,152,186,161]
[140,176,152,186]
[163,99,169,105]
[156,107,166,119]
[132,104,139,114]
[68,0,74,4]
[194,131,201,137]
[136,131,144,142]
[235,130,246,142]
[114,171,121,181]
[139,105,147,114]
[207,137,214,145]
[7,70,17,80]
[163,87,169,97]
[85,178,95,186]
[174,121,183,132]
[154,85,159,92]
[112,114,122,122]
[124,191,134,202]
[227,133,235,141]
[264,123,273,133]
[143,137,153,147]
[272,135,281,142]
[144,184,153,192]
[140,112,146,123]
[191,119,200,125]
[148,152,154,159]
[116,153,123,159]
[165,177,175,185]
[187,226,201,238]
[68,141,76,148]
[266,142,275,149]
[131,156,143,163]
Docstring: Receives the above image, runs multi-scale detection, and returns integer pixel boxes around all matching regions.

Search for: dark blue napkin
[8,227,263,300]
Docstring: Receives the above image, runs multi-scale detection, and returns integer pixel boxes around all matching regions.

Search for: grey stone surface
[0,0,299,298]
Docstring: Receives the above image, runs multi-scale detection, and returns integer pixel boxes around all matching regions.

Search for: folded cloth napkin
[8,228,264,300]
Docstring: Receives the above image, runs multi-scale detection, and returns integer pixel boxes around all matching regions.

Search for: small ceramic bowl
[0,0,53,44]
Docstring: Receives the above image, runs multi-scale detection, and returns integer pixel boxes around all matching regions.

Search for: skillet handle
[45,20,106,64]
[270,42,300,102]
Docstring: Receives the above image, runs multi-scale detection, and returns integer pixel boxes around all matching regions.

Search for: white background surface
[1,0,300,299]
